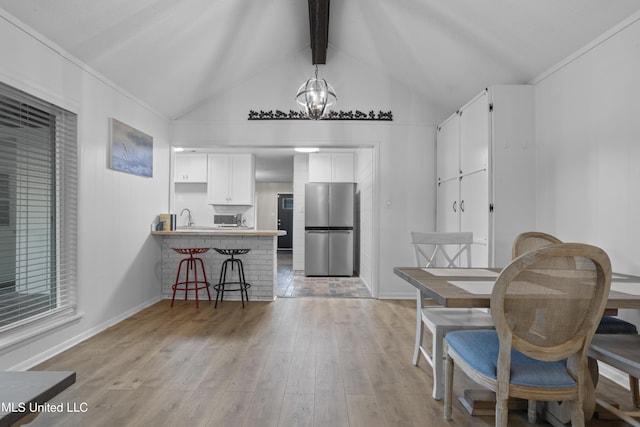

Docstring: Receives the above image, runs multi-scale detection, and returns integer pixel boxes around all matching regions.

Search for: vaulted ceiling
[1,1,639,122]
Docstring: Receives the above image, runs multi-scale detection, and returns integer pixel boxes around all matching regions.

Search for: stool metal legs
[171,253,211,308]
[215,255,250,308]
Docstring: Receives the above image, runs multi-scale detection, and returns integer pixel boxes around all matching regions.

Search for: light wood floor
[29,298,633,426]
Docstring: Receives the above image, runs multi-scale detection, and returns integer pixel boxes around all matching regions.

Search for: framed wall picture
[109,118,153,177]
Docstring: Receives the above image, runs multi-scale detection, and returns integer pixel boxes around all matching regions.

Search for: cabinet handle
[452,201,457,213]
[460,200,465,212]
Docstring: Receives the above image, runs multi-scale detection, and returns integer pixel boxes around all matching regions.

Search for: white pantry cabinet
[308,152,355,182]
[174,153,208,183]
[207,154,255,205]
[436,85,536,268]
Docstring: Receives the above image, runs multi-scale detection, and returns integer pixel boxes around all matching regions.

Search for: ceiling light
[294,147,320,153]
[173,147,185,152]
[295,65,337,120]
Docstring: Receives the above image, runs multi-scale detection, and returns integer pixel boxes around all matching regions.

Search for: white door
[436,177,459,233]
[459,91,489,175]
[436,114,460,181]
[460,171,489,267]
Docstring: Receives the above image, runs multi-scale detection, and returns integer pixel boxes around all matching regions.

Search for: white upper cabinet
[308,152,355,183]
[308,153,332,182]
[331,153,356,182]
[174,153,208,183]
[436,85,535,268]
[207,154,255,205]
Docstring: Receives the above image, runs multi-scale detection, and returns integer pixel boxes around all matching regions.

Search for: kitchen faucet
[180,208,195,227]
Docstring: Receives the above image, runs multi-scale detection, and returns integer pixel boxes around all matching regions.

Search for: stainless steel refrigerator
[305,182,354,276]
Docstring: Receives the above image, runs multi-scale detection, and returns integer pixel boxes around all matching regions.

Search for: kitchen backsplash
[173,184,254,227]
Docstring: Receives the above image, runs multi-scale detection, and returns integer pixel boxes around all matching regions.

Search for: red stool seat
[171,248,211,308]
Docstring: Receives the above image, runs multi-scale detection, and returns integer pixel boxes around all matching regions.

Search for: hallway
[276,251,371,298]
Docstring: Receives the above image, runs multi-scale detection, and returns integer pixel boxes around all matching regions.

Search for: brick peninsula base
[152,228,285,302]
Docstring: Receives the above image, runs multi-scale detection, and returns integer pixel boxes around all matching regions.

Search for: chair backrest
[512,231,562,259]
[512,231,576,269]
[491,243,611,367]
[410,231,473,268]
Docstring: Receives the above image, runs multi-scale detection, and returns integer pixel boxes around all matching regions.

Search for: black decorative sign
[248,110,393,121]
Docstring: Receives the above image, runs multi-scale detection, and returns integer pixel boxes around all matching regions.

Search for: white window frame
[0,81,79,351]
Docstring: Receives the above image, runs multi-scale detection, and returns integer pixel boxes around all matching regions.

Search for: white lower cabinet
[436,85,535,268]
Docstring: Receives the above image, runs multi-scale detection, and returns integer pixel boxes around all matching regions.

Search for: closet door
[459,91,489,176]
[436,114,460,182]
[436,178,459,233]
[460,171,489,267]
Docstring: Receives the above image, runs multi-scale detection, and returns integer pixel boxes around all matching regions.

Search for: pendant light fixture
[295,65,337,120]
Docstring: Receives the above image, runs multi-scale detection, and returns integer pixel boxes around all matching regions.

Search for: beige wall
[256,183,294,230]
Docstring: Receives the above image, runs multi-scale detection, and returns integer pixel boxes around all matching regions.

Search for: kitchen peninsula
[152,228,286,301]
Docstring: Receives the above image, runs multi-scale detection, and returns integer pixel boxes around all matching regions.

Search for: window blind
[0,81,77,334]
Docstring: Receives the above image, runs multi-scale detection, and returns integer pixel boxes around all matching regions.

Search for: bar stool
[213,248,251,308]
[170,248,211,308]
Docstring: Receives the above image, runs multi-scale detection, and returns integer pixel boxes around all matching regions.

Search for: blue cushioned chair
[596,315,638,334]
[513,231,639,409]
[443,243,611,427]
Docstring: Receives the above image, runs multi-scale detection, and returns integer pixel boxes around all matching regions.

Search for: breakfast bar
[152,228,286,302]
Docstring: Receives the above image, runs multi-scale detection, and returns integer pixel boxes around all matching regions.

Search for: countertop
[0,371,76,426]
[152,227,286,237]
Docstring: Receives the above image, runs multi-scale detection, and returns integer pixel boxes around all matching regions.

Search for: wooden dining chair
[444,243,612,426]
[513,231,639,409]
[511,231,562,260]
[410,231,494,400]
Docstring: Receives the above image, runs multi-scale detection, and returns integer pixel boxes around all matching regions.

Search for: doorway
[277,193,293,250]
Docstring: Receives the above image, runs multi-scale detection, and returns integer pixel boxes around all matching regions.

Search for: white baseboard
[598,362,631,390]
[11,296,163,371]
[376,292,415,300]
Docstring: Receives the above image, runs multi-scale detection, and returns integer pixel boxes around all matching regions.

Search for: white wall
[533,13,640,328]
[292,155,309,271]
[172,50,436,298]
[355,148,374,290]
[0,12,169,369]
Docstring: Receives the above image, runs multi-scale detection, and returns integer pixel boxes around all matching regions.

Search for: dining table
[394,266,640,425]
[0,370,76,427]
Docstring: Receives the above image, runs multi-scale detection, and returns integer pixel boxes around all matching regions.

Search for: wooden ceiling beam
[308,0,330,64]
